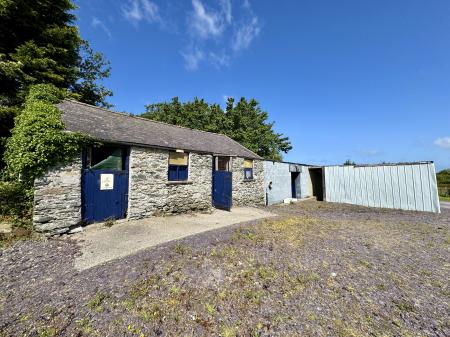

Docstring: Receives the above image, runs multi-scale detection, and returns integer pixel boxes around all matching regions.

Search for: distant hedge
[437,169,450,197]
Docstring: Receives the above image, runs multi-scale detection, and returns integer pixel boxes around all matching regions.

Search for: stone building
[34,100,264,235]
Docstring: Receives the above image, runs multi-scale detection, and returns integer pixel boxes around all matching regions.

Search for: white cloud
[209,52,230,68]
[243,0,251,9]
[181,47,204,71]
[221,0,232,24]
[434,137,450,149]
[91,17,112,39]
[119,0,261,70]
[189,0,227,39]
[232,16,260,51]
[122,0,160,25]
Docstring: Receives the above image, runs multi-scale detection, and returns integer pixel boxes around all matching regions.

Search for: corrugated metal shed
[324,162,440,213]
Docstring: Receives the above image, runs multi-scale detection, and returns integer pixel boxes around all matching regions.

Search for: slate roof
[57,99,261,159]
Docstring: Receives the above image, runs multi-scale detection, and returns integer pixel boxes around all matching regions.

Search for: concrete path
[72,207,274,270]
[440,201,450,210]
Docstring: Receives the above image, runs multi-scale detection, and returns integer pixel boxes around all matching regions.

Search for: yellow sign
[169,152,188,165]
[244,159,253,168]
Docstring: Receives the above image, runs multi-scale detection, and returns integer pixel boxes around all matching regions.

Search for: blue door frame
[81,147,129,223]
[212,157,232,210]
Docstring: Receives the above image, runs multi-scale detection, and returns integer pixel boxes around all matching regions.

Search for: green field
[440,196,450,202]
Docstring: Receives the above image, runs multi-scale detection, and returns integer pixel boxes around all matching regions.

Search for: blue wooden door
[213,170,232,210]
[82,169,129,223]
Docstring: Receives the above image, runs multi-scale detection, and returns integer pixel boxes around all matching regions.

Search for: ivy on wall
[3,84,92,186]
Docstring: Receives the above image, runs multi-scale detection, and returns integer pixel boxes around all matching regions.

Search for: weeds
[87,292,108,312]
[104,218,115,228]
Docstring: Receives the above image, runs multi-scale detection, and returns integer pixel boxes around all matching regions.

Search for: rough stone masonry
[33,156,82,234]
[33,146,265,235]
[127,147,213,219]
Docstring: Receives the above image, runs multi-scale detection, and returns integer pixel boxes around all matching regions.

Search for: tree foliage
[0,0,111,106]
[437,169,450,197]
[0,0,112,168]
[141,97,292,160]
[343,159,356,166]
[3,84,91,185]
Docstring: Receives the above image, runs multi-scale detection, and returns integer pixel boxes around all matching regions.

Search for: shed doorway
[309,168,324,201]
[291,172,300,198]
[212,156,232,211]
[81,145,130,223]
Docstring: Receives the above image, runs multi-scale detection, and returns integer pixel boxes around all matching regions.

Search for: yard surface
[1,201,449,336]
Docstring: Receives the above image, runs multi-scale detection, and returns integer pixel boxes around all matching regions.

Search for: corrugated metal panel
[264,161,311,204]
[263,161,292,205]
[324,163,440,213]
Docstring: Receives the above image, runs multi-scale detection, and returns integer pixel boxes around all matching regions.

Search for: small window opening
[168,152,189,181]
[86,146,125,170]
[244,159,253,180]
[216,156,231,171]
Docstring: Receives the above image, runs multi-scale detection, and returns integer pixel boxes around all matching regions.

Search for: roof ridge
[64,99,231,138]
[222,134,261,159]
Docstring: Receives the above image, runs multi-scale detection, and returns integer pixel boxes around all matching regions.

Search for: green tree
[437,169,450,197]
[141,97,292,160]
[343,159,356,166]
[0,0,112,168]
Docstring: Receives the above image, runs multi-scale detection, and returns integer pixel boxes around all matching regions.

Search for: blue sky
[75,0,450,170]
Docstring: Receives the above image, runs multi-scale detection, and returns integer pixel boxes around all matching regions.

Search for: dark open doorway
[291,172,300,198]
[309,168,324,201]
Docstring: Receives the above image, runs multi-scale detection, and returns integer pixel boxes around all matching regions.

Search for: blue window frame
[168,152,189,181]
[244,168,253,180]
[168,165,188,181]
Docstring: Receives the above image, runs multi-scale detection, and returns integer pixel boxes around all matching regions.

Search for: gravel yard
[1,200,449,336]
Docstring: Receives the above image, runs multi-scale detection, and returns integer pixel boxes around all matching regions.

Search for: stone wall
[231,158,265,207]
[33,146,265,234]
[33,156,82,234]
[127,147,212,219]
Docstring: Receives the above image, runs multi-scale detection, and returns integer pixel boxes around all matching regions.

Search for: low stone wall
[127,147,212,219]
[232,158,265,207]
[33,156,82,234]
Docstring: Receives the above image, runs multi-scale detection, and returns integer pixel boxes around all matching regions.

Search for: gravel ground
[0,200,449,336]
[73,207,273,271]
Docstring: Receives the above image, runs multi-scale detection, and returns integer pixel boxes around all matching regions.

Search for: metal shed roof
[57,99,261,159]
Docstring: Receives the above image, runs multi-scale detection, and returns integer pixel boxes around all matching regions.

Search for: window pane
[168,165,178,181]
[169,152,188,165]
[178,166,188,180]
[244,159,253,168]
[91,148,123,170]
[217,157,230,171]
[244,168,253,179]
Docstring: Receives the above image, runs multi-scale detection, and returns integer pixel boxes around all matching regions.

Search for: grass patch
[439,195,450,202]
[87,292,108,313]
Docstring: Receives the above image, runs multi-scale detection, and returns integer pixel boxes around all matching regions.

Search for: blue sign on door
[213,170,232,210]
[81,146,129,223]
